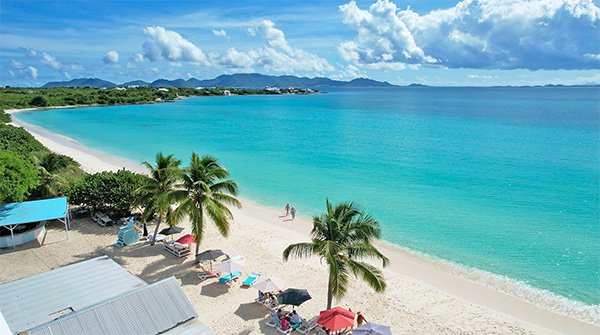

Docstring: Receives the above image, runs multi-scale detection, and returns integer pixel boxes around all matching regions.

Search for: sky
[1,0,599,87]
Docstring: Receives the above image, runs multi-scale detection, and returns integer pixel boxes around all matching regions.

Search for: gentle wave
[380,240,600,326]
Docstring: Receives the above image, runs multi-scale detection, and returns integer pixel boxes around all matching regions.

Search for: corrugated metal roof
[163,319,215,335]
[0,256,146,334]
[0,197,67,227]
[26,277,204,335]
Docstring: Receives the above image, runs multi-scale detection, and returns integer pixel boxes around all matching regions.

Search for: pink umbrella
[175,234,196,244]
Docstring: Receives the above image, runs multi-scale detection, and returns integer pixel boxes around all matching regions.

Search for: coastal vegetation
[283,199,388,309]
[0,124,84,203]
[68,170,146,217]
[0,86,315,123]
[0,150,40,203]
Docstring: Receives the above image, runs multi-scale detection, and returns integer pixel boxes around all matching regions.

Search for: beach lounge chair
[242,272,261,287]
[296,316,318,334]
[93,212,113,227]
[164,241,191,258]
[218,270,242,284]
[266,313,280,328]
[198,270,220,281]
[277,320,292,334]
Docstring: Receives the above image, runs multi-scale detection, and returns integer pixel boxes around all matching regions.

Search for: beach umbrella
[276,288,311,306]
[196,249,227,270]
[353,322,392,335]
[216,256,245,274]
[317,307,355,332]
[175,234,195,244]
[159,226,184,235]
[196,249,226,262]
[253,277,286,293]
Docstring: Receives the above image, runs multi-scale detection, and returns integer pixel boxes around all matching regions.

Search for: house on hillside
[157,88,169,92]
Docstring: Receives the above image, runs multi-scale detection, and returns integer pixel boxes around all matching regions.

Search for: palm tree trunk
[327,270,334,309]
[194,241,200,264]
[150,213,163,246]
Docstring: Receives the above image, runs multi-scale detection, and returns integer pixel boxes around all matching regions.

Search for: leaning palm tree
[31,152,74,198]
[133,152,182,245]
[283,199,388,309]
[171,153,241,259]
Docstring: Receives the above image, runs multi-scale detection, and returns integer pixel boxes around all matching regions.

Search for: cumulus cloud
[103,50,119,64]
[27,66,38,79]
[19,47,37,58]
[212,29,228,38]
[220,20,333,74]
[142,26,208,64]
[331,64,367,80]
[339,0,600,70]
[8,59,38,80]
[41,52,61,69]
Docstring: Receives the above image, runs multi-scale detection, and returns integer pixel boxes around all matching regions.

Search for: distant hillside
[43,78,116,88]
[43,73,396,89]
[121,80,149,87]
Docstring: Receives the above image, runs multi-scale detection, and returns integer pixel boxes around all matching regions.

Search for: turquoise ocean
[17,87,599,307]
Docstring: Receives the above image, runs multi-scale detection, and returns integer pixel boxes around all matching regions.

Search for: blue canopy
[0,197,68,227]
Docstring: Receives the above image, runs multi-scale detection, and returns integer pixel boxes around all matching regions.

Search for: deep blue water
[17,87,600,305]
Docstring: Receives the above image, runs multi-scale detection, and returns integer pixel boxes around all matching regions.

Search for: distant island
[42,73,396,89]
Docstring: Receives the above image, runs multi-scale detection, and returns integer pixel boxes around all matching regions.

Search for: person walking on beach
[290,206,296,220]
[285,203,290,216]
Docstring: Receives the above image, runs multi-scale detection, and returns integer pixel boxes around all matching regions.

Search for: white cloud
[19,47,37,58]
[142,26,208,64]
[220,20,333,74]
[212,29,228,38]
[41,52,61,69]
[26,66,38,80]
[331,64,366,80]
[103,50,119,64]
[339,0,600,70]
[130,53,144,63]
[8,59,38,80]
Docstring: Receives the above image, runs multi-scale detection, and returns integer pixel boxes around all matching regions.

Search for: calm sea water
[17,87,600,305]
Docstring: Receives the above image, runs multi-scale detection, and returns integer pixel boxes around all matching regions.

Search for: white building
[0,256,213,335]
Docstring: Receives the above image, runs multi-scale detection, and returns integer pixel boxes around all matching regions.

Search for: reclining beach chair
[164,241,191,258]
[296,316,318,334]
[241,271,261,287]
[198,270,220,281]
[218,270,242,284]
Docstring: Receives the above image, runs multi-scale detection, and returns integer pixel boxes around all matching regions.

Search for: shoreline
[8,108,600,334]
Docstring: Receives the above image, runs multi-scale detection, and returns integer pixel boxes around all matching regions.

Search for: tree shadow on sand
[200,281,231,298]
[234,302,270,321]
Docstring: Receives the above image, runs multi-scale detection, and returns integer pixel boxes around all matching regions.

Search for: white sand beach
[2,113,599,335]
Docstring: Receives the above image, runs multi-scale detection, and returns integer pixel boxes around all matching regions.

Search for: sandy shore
[3,111,599,335]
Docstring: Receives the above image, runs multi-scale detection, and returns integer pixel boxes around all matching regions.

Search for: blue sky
[1,0,599,86]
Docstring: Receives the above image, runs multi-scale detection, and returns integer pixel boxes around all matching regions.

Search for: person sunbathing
[290,310,301,325]
[280,316,291,330]
[270,313,281,328]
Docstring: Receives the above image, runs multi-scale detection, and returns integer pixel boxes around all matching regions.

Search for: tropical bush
[0,150,40,203]
[68,169,146,217]
[0,124,48,157]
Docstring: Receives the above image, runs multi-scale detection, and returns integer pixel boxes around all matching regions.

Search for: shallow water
[18,86,600,305]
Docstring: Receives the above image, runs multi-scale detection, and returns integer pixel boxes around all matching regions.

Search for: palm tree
[283,199,388,309]
[171,153,241,259]
[133,152,182,245]
[31,152,73,198]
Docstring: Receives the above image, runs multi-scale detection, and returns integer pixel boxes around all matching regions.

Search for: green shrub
[0,124,48,158]
[30,96,48,107]
[67,169,146,217]
[0,150,40,203]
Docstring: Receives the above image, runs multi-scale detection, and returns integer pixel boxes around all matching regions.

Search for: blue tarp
[0,197,67,227]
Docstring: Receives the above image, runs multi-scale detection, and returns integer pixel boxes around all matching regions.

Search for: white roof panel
[0,256,146,334]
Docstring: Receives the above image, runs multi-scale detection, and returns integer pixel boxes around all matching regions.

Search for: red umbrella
[175,234,196,244]
[317,307,355,331]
